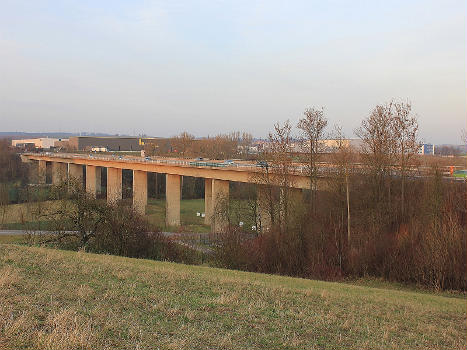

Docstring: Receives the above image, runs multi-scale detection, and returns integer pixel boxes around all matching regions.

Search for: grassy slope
[1,245,465,350]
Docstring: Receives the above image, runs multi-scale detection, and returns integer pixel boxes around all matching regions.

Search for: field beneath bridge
[0,198,255,234]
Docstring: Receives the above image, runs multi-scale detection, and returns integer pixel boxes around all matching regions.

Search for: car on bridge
[452,170,467,180]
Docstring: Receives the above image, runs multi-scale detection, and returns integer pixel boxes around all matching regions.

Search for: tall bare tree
[268,120,296,232]
[356,102,396,204]
[172,131,195,157]
[391,101,419,217]
[461,128,467,146]
[297,107,328,214]
[331,125,355,245]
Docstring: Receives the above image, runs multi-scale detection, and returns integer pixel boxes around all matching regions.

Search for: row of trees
[144,131,254,159]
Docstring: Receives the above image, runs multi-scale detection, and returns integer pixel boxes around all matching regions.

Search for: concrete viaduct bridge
[22,153,312,232]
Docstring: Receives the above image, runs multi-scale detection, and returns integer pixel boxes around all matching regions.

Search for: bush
[36,181,203,265]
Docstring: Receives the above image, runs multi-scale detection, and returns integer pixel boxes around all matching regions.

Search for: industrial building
[67,136,148,151]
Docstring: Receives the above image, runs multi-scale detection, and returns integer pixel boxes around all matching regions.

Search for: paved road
[0,230,204,236]
[0,230,57,235]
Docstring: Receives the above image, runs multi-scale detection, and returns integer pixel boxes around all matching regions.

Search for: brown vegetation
[215,102,467,291]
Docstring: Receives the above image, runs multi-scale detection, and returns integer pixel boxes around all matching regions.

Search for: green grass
[146,199,211,233]
[0,244,465,349]
[146,198,255,234]
[2,220,55,230]
[0,234,27,244]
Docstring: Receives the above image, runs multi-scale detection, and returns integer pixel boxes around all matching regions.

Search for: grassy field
[146,199,210,233]
[0,200,60,230]
[0,244,465,350]
[146,198,255,233]
[1,198,255,234]
[1,199,213,233]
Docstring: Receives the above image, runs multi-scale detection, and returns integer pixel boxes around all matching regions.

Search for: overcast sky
[0,0,465,143]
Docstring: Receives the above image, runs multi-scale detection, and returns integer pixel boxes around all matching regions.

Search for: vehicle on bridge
[452,170,467,180]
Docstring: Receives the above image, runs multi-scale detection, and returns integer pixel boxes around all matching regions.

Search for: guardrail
[23,152,464,179]
[23,152,313,175]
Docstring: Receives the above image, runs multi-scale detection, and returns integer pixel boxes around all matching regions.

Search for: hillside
[0,244,465,349]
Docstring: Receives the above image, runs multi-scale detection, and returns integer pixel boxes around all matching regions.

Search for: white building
[12,138,58,149]
[418,144,435,155]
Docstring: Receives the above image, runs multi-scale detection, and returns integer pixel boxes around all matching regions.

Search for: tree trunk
[346,170,351,245]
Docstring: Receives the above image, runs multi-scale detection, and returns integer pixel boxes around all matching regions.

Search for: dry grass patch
[0,244,465,349]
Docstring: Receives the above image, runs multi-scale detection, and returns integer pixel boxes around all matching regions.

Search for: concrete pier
[211,179,229,233]
[69,163,84,188]
[257,186,272,232]
[52,162,67,185]
[166,174,181,226]
[133,170,148,215]
[86,165,99,197]
[107,168,122,204]
[38,160,47,184]
[204,178,212,225]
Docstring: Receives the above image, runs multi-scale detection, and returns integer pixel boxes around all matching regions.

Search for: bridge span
[22,153,312,232]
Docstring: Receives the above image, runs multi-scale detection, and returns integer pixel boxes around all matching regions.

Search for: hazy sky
[1,0,465,143]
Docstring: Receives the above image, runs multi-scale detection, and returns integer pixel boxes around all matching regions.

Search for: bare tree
[172,131,195,157]
[268,120,296,232]
[331,125,355,244]
[35,179,107,248]
[356,102,396,203]
[391,101,419,217]
[239,132,253,158]
[297,107,328,215]
[461,128,467,145]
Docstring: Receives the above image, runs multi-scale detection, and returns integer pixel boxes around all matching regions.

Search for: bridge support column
[38,160,46,184]
[86,165,99,197]
[289,187,305,219]
[204,178,212,225]
[211,179,229,233]
[52,162,67,185]
[279,187,304,226]
[107,168,122,204]
[96,167,102,196]
[166,174,180,227]
[133,170,147,215]
[69,163,84,188]
[257,186,272,232]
